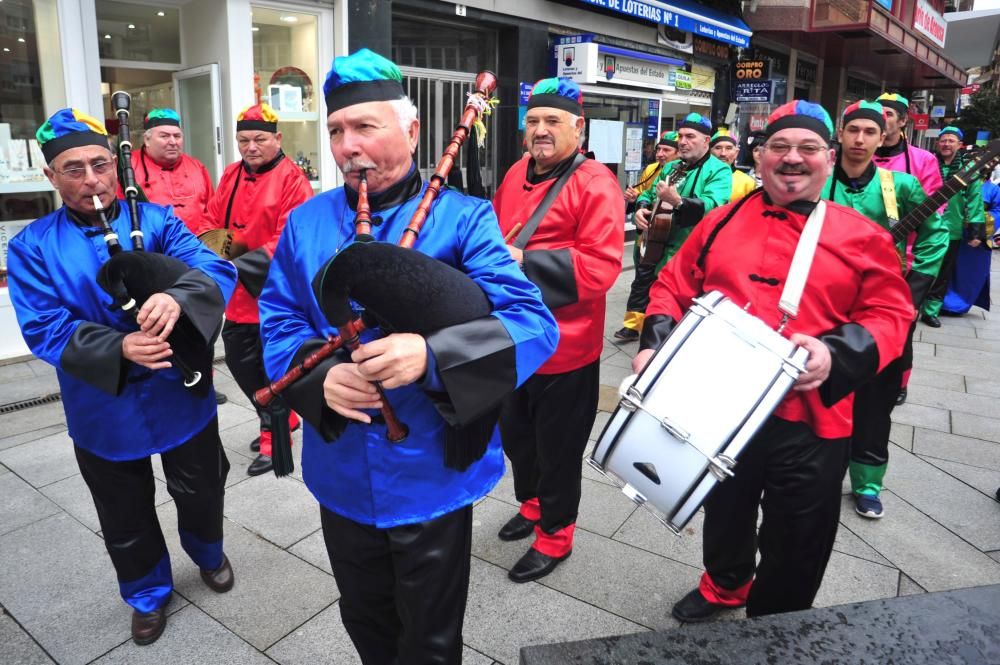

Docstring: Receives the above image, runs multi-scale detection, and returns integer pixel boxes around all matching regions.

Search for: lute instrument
[639,162,689,266]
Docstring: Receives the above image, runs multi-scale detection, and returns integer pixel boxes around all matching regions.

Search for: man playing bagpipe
[7,109,238,645]
[257,49,556,664]
[821,101,948,520]
[921,127,988,323]
[710,129,757,202]
[615,130,678,343]
[493,78,623,582]
[633,100,912,621]
[199,103,314,476]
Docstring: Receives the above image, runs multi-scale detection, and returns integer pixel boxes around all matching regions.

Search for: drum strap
[877,167,900,227]
[777,200,826,326]
[512,153,587,250]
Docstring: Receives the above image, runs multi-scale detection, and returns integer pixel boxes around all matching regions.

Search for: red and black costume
[494,152,624,561]
[641,192,912,615]
[133,150,214,235]
[200,150,312,457]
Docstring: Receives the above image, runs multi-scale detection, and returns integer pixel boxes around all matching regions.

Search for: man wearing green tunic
[822,100,948,519]
[634,113,732,276]
[920,126,987,328]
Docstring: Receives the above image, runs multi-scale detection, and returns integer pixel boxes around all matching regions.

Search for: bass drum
[589,290,809,534]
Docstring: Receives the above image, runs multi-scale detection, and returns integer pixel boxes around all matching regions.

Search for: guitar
[639,163,689,266]
[889,140,1000,247]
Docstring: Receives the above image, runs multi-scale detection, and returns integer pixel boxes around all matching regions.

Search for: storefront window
[392,15,497,74]
[96,0,181,63]
[1,0,61,359]
[252,6,321,188]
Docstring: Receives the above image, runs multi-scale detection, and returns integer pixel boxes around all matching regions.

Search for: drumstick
[503,223,523,244]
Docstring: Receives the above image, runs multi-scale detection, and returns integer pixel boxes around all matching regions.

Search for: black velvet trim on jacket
[344,165,422,212]
[163,268,228,345]
[817,322,880,407]
[60,322,128,396]
[242,150,285,177]
[906,270,936,309]
[526,152,582,185]
[233,248,271,299]
[522,248,577,311]
[674,197,707,228]
[639,314,676,352]
[833,160,877,192]
[280,338,350,442]
[424,316,517,426]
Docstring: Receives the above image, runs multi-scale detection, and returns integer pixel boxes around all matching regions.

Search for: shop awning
[944,8,1000,70]
[575,0,752,48]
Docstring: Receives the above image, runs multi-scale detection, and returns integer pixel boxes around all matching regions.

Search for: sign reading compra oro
[734,59,769,80]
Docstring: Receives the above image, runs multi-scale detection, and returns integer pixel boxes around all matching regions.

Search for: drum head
[198,229,248,260]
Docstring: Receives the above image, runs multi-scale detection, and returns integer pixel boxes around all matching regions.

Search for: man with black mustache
[821,100,948,520]
[633,100,912,621]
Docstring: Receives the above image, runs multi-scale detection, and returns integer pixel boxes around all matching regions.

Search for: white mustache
[341,158,377,174]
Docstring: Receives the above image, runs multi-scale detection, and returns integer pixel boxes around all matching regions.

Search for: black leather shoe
[895,388,908,406]
[508,548,570,583]
[671,587,741,623]
[613,326,640,342]
[215,392,228,405]
[920,313,941,328]
[249,436,261,453]
[131,606,167,645]
[200,554,234,593]
[498,514,537,541]
[247,454,272,476]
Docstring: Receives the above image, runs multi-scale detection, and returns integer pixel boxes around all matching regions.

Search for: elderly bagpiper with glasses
[632,100,913,622]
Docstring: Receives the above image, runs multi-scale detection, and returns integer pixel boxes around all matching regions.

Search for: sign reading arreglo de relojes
[575,0,751,48]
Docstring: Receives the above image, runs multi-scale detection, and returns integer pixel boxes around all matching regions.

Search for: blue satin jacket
[8,202,236,460]
[259,182,557,527]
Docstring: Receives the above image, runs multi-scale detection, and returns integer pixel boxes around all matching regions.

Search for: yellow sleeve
[730,170,756,202]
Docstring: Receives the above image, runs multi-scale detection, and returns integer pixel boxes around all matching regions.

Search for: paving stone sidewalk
[2,254,999,664]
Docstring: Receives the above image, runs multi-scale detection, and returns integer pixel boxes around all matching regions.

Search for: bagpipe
[254,71,500,468]
[93,91,215,396]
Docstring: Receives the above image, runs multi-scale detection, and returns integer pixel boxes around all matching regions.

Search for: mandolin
[639,163,689,266]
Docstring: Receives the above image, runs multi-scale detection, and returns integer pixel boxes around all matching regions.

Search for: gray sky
[975,0,1000,10]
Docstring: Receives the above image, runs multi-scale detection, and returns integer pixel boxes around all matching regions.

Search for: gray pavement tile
[921,325,979,339]
[487,466,518,509]
[903,384,992,416]
[602,350,636,370]
[883,446,1000,551]
[990,551,1000,565]
[263,602,361,665]
[158,504,339,651]
[898,573,926,596]
[913,427,1000,469]
[837,492,1000,592]
[911,355,998,380]
[934,344,1000,365]
[0,374,60,406]
[39,473,170,534]
[911,341,935,357]
[906,368,966,391]
[832,523,893,567]
[0,424,69,453]
[0,473,61,537]
[889,402,950,432]
[589,410,611,441]
[473,496,544,568]
[26,359,53,378]
[0,462,8,476]
[575,477,638,537]
[287,529,333,575]
[0,402,67,448]
[91,604,273,665]
[974,326,1000,340]
[952,411,1000,443]
[612,503,705,570]
[965,376,1000,396]
[536,528,697,631]
[920,457,1000,499]
[889,423,913,451]
[0,513,184,665]
[581,457,619,487]
[0,361,36,382]
[921,330,1000,352]
[462,557,645,665]
[813,551,899,608]
[223,475,320,548]
[217,401,261,432]
[599,362,632,389]
[0,430,79,488]
[0,608,56,665]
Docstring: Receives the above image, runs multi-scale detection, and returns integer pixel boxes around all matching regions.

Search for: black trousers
[925,238,962,306]
[850,321,914,470]
[75,417,230,585]
[499,360,600,534]
[222,320,272,430]
[624,261,658,314]
[703,417,849,617]
[321,505,472,665]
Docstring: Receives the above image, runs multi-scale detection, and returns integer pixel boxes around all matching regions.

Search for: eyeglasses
[56,160,115,180]
[765,142,827,157]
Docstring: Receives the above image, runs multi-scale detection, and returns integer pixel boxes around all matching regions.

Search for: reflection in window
[96,0,181,63]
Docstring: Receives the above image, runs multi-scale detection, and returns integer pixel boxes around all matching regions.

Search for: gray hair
[389,97,419,137]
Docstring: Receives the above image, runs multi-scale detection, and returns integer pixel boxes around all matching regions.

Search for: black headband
[144,117,180,130]
[236,119,278,133]
[843,108,886,132]
[764,115,831,144]
[879,99,908,116]
[677,119,713,136]
[658,137,678,148]
[42,131,112,164]
[325,79,406,116]
[527,93,583,115]
[710,135,738,147]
